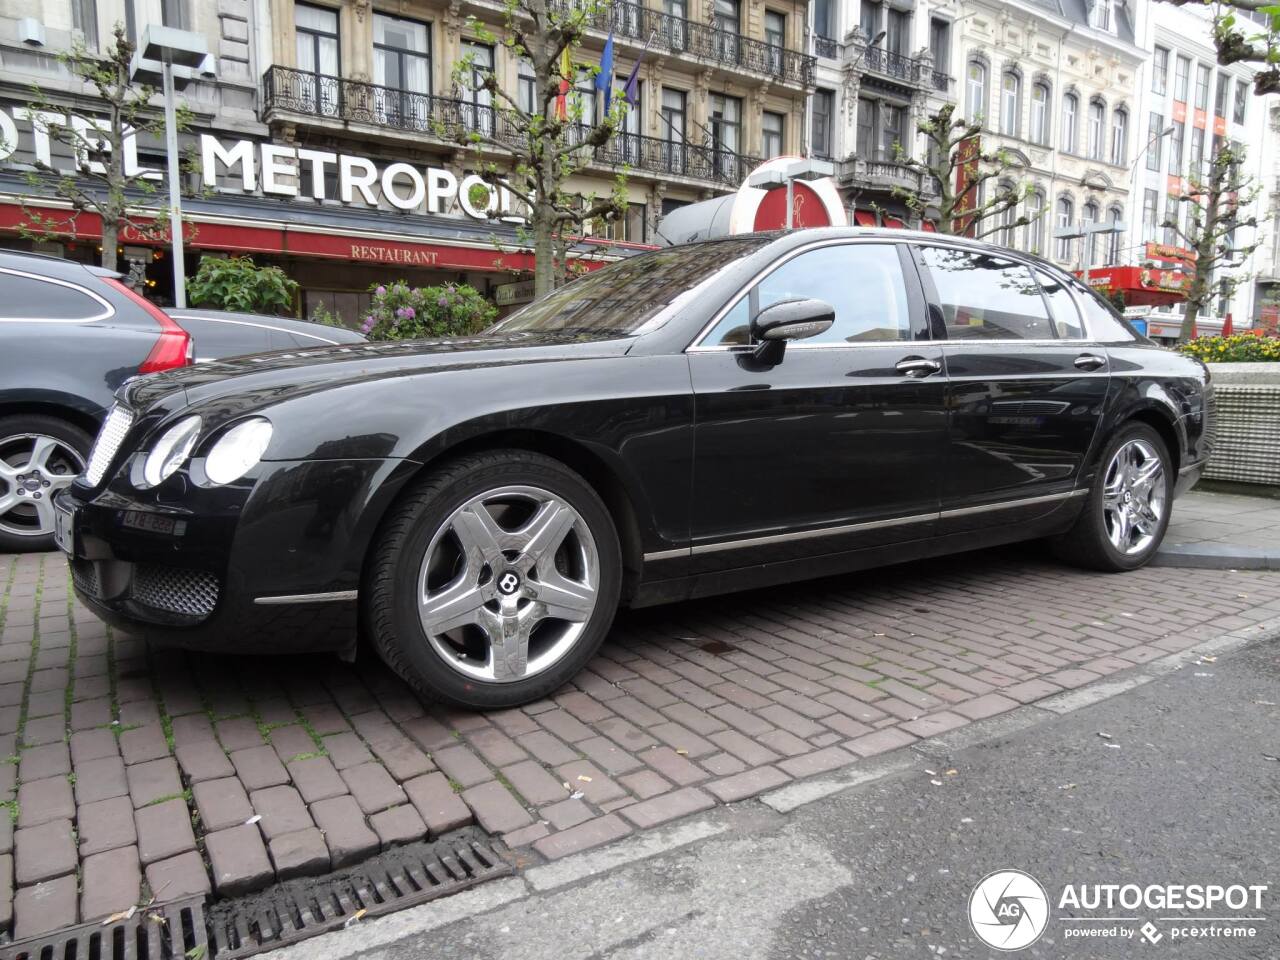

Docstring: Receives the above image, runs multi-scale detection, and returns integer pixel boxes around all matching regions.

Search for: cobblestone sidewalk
[1,544,1278,941]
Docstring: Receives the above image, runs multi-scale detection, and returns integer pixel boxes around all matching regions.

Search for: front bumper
[58,457,417,653]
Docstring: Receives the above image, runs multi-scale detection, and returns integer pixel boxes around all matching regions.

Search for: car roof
[167,308,366,343]
[0,248,122,280]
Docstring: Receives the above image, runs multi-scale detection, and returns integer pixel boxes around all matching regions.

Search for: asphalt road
[344,633,1280,960]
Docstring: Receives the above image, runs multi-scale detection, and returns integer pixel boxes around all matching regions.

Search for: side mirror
[750,298,835,364]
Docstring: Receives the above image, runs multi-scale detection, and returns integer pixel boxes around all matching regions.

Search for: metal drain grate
[205,828,511,959]
[1,896,208,960]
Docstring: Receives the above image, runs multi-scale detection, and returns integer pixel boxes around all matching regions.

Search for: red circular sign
[752,182,833,231]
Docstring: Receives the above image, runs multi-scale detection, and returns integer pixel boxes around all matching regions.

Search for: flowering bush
[359,280,497,341]
[1178,333,1280,363]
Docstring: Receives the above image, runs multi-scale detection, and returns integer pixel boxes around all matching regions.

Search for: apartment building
[809,0,959,224]
[1128,1,1271,328]
[0,0,815,318]
[956,0,1145,267]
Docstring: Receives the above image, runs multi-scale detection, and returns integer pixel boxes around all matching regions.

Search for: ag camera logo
[969,869,1050,951]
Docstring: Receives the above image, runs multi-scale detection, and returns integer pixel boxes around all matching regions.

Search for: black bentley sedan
[55,229,1213,709]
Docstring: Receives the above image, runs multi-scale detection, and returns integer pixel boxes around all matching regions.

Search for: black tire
[364,449,622,709]
[1052,422,1173,572]
[0,415,93,553]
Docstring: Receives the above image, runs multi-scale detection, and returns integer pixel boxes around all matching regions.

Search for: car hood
[120,329,633,418]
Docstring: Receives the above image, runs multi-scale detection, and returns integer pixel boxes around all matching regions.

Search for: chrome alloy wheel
[417,484,600,683]
[0,434,84,539]
[1102,438,1166,556]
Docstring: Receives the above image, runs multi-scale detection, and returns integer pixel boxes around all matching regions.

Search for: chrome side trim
[0,266,114,323]
[646,489,1088,561]
[254,590,358,605]
[938,488,1088,520]
[169,314,348,345]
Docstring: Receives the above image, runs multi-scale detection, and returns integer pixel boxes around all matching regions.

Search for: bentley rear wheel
[366,450,621,709]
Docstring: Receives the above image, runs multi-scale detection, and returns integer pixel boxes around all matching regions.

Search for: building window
[1175,55,1190,101]
[665,0,689,50]
[1164,194,1180,245]
[930,18,950,75]
[72,0,99,48]
[886,8,910,55]
[811,88,834,159]
[1152,46,1169,94]
[966,60,987,123]
[1107,206,1123,264]
[1110,107,1127,165]
[882,103,904,159]
[462,42,497,132]
[295,4,340,116]
[861,1,883,42]
[813,0,833,39]
[1090,0,1112,31]
[1233,78,1248,124]
[1195,64,1210,110]
[1030,82,1049,144]
[1190,125,1205,178]
[1087,98,1105,159]
[518,60,536,114]
[1142,188,1158,242]
[1169,120,1184,174]
[1146,112,1164,171]
[161,0,189,29]
[765,11,785,72]
[1026,190,1045,254]
[763,111,784,159]
[1061,92,1078,152]
[857,96,875,158]
[713,0,741,62]
[1081,201,1100,265]
[661,88,687,172]
[710,92,743,178]
[374,14,431,94]
[1056,197,1074,260]
[1214,72,1230,116]
[998,181,1019,248]
[1001,71,1021,136]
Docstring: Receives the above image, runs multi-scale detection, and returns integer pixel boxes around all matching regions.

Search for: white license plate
[53,500,75,554]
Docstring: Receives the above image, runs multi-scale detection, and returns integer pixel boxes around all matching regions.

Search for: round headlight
[140,416,201,488]
[205,418,273,485]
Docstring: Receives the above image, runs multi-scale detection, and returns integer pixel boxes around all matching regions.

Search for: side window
[1035,269,1085,339]
[919,246,1053,340]
[705,244,912,346]
[1075,282,1138,342]
[0,271,106,322]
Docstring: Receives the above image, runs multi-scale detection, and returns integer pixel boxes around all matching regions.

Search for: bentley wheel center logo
[969,870,1051,951]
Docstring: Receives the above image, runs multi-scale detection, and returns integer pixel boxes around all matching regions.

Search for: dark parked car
[54,229,1214,710]
[0,250,364,551]
[169,308,365,361]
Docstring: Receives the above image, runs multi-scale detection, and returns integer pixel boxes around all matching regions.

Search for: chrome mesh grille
[85,405,134,486]
[70,559,100,598]
[131,565,219,618]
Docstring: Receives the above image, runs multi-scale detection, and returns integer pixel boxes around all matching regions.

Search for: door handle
[1074,353,1107,371]
[895,356,942,377]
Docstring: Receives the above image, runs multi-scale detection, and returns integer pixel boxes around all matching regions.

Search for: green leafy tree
[448,0,631,297]
[359,281,498,341]
[19,24,193,272]
[894,103,1035,240]
[187,256,299,315]
[1161,141,1260,341]
[1163,0,1280,95]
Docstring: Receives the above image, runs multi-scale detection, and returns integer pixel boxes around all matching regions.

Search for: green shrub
[359,281,497,341]
[188,256,299,314]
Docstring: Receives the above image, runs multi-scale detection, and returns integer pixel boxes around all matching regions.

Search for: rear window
[0,269,109,322]
[919,246,1054,340]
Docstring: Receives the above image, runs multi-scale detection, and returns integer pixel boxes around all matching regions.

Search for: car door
[686,240,948,570]
[910,245,1110,534]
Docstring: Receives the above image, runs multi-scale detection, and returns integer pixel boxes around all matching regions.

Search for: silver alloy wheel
[1102,437,1166,556]
[0,434,84,539]
[417,484,600,683]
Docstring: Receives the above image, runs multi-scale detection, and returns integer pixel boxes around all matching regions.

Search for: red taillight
[104,278,192,374]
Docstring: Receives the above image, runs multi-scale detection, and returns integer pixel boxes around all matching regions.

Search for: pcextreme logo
[968,871,1270,950]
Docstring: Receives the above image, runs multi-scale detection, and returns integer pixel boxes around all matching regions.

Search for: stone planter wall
[1203,363,1280,486]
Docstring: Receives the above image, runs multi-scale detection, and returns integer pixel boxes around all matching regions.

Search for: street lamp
[1129,124,1176,174]
[748,158,836,229]
[1054,219,1127,285]
[130,25,207,309]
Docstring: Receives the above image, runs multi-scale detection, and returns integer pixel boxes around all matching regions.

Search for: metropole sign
[0,101,525,223]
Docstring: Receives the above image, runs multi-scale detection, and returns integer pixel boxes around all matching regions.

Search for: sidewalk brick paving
[1,546,1278,938]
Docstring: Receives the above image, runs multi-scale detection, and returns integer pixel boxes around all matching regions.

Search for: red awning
[882,216,906,229]
[921,220,937,232]
[1076,265,1189,307]
[853,210,876,226]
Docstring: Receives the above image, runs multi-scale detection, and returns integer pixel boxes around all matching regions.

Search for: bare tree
[894,103,1035,240]
[1162,141,1260,341]
[19,24,191,272]
[450,0,631,297]
[1162,0,1280,95]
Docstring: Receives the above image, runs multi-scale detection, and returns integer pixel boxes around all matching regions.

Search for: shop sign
[1144,241,1196,264]
[0,101,525,224]
[494,279,536,306]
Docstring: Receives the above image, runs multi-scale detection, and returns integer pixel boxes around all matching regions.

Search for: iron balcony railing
[814,35,838,59]
[262,66,758,188]
[557,0,814,86]
[862,45,915,83]
[842,157,927,195]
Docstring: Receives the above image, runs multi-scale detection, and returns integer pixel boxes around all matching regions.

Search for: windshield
[489,237,770,335]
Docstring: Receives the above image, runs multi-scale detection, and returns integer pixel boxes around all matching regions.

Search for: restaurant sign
[0,102,525,223]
